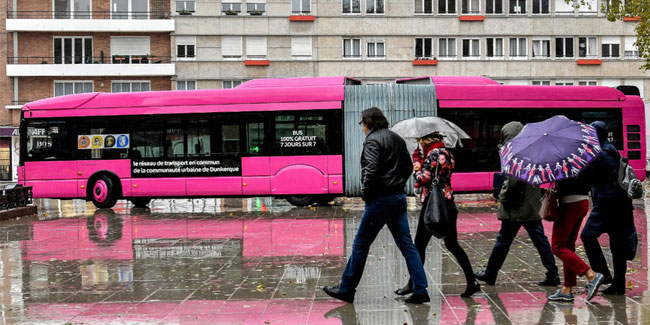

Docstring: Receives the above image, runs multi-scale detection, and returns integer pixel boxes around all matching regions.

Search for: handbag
[539,188,559,222]
[423,164,450,239]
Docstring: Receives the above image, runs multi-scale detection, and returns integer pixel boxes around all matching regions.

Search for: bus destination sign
[131,158,241,177]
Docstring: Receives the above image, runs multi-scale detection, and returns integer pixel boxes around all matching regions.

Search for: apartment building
[1,0,175,181]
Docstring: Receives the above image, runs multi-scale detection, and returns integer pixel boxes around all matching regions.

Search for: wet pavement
[0,196,648,324]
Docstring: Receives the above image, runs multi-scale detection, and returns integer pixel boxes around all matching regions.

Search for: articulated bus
[18,76,646,208]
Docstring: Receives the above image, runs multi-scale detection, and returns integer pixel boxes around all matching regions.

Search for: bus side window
[165,128,184,157]
[187,126,211,157]
[132,130,164,158]
[222,124,240,154]
[247,122,264,155]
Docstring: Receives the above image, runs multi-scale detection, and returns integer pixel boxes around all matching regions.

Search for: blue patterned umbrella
[500,115,601,185]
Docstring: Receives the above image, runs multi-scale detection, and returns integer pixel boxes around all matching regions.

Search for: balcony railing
[7,10,170,20]
[7,56,172,65]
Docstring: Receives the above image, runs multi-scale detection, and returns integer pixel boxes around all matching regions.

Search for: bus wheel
[90,175,118,209]
[285,195,317,206]
[130,198,151,208]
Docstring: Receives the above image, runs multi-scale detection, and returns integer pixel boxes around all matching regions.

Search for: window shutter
[625,36,637,52]
[554,0,573,13]
[292,37,312,56]
[110,37,151,55]
[176,36,197,46]
[602,36,619,45]
[246,37,267,57]
[222,36,242,56]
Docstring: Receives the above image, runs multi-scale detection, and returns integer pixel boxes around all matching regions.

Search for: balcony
[6,11,174,32]
[6,56,175,77]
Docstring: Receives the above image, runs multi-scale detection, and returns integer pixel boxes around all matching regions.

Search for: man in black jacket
[323,107,429,304]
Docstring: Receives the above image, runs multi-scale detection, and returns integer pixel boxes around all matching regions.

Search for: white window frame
[222,2,242,15]
[222,36,243,60]
[176,80,197,90]
[223,80,245,89]
[343,38,362,59]
[246,36,268,60]
[176,36,196,61]
[554,0,574,15]
[342,0,362,14]
[485,0,504,14]
[555,37,574,58]
[292,0,311,13]
[111,80,151,92]
[578,36,598,58]
[246,0,266,15]
[555,81,574,86]
[415,37,434,59]
[439,0,457,14]
[532,38,551,58]
[53,80,93,96]
[509,0,526,14]
[462,38,480,58]
[486,37,504,59]
[462,0,481,14]
[531,0,549,14]
[578,80,597,86]
[601,36,620,59]
[291,36,313,60]
[53,36,93,65]
[176,0,196,14]
[415,0,434,14]
[624,36,640,59]
[110,0,150,19]
[53,0,93,19]
[509,37,527,59]
[366,0,385,14]
[531,80,551,85]
[367,40,386,59]
[438,38,457,59]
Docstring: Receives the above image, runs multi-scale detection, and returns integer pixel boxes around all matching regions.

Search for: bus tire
[285,195,317,206]
[90,175,118,209]
[130,198,151,208]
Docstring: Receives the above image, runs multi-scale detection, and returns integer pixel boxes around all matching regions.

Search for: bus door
[241,115,270,196]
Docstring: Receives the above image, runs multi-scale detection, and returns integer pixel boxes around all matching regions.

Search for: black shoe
[405,292,430,304]
[394,283,413,296]
[602,275,613,285]
[538,275,561,286]
[474,271,496,285]
[461,281,481,298]
[601,285,625,296]
[323,285,355,304]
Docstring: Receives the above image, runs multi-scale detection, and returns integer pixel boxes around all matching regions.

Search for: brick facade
[0,1,12,125]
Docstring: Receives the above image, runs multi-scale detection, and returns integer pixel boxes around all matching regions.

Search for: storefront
[0,127,19,182]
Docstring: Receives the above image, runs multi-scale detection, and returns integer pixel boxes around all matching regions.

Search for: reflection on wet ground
[0,197,648,324]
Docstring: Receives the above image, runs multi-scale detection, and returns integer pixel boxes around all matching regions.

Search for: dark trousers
[484,219,558,280]
[580,203,634,289]
[551,200,591,287]
[339,194,428,295]
[411,196,476,285]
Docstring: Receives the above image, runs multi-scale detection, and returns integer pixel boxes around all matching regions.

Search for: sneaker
[586,273,605,301]
[323,285,355,304]
[548,290,574,302]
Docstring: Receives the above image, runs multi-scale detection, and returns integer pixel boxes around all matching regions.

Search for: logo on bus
[78,136,90,149]
[78,134,130,150]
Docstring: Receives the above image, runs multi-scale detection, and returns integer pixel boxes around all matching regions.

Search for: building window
[343,38,362,58]
[531,80,551,85]
[110,36,150,64]
[462,0,480,13]
[509,37,527,58]
[222,2,242,14]
[555,37,574,58]
[555,81,573,86]
[509,0,526,14]
[439,0,456,13]
[415,38,434,58]
[601,37,620,58]
[176,36,196,60]
[367,0,385,13]
[111,0,149,19]
[54,81,93,96]
[223,80,244,88]
[222,36,243,59]
[486,38,504,57]
[578,81,597,86]
[367,41,385,58]
[54,0,91,19]
[176,0,196,14]
[578,0,597,15]
[343,0,361,13]
[532,39,551,58]
[578,37,597,58]
[246,37,267,59]
[112,81,151,92]
[415,0,434,13]
[292,36,312,59]
[625,36,639,59]
[554,0,573,14]
[247,0,266,15]
[292,0,311,13]
[532,0,549,13]
[54,37,93,64]
[176,80,197,90]
[439,38,457,58]
[486,0,503,13]
[462,39,480,57]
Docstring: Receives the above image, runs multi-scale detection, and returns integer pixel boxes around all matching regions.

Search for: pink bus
[18,76,645,208]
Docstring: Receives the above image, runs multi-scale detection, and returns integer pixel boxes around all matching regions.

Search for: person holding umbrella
[474,121,560,287]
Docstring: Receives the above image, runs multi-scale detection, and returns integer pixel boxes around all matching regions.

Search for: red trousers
[551,200,591,287]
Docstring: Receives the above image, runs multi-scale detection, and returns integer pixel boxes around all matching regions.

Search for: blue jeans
[339,194,428,295]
